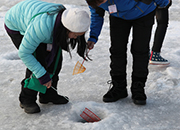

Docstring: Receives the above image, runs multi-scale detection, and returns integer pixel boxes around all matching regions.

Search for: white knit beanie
[61,8,90,33]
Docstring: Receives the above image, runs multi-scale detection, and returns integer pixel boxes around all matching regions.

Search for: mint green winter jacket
[5,0,64,79]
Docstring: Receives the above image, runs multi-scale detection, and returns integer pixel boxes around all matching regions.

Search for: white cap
[61,8,90,33]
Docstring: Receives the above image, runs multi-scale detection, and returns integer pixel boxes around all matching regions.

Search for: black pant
[6,30,63,103]
[152,8,169,52]
[109,10,155,81]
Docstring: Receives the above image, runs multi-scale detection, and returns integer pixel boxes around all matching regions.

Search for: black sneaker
[149,51,170,65]
[39,95,69,104]
[20,102,40,114]
[131,81,147,105]
[103,80,128,102]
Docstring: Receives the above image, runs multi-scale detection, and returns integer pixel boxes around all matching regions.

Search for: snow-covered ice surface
[0,0,180,130]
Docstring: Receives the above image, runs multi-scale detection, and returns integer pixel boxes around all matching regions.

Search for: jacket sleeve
[18,20,51,81]
[88,6,105,43]
[154,0,169,7]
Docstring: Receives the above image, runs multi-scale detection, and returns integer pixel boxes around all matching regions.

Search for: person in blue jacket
[85,0,171,105]
[4,0,90,114]
[149,0,172,65]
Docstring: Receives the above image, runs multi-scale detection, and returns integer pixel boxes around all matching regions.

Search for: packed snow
[0,0,180,130]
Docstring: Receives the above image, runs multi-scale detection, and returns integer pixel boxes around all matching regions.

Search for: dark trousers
[109,10,155,81]
[6,30,63,104]
[152,8,169,52]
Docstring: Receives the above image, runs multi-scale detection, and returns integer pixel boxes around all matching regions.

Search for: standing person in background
[149,0,172,65]
[85,0,171,105]
[4,0,90,114]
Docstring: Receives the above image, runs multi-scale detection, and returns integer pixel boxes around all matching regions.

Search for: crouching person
[4,0,90,114]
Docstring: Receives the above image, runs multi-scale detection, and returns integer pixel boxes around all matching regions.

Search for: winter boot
[39,75,69,104]
[131,76,147,105]
[19,79,40,114]
[39,87,69,104]
[20,102,40,114]
[103,80,128,102]
[149,51,169,65]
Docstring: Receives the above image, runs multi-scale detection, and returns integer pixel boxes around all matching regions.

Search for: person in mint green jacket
[4,0,90,114]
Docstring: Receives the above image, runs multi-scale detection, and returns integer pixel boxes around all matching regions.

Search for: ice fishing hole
[78,108,102,123]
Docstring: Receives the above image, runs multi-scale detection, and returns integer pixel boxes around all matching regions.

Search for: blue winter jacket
[5,0,64,81]
[88,0,169,43]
